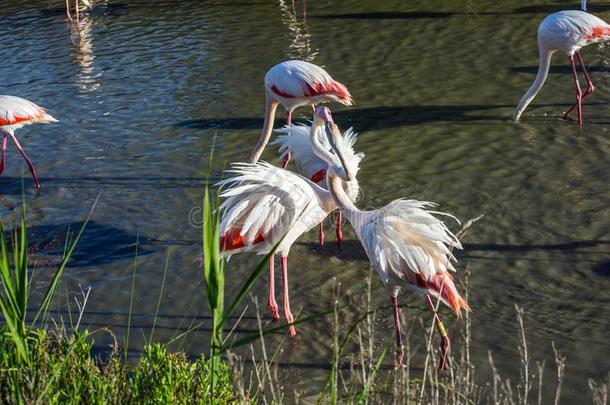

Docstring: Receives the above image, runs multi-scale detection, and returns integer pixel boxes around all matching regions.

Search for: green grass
[0,331,234,404]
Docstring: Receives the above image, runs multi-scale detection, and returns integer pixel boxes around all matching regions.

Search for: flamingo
[249,60,352,167]
[322,111,469,369]
[512,9,610,126]
[217,107,362,335]
[0,96,58,189]
[66,0,92,23]
[273,123,362,246]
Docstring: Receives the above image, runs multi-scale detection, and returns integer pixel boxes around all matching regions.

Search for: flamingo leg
[7,133,40,189]
[566,54,584,127]
[268,257,280,320]
[66,0,73,20]
[335,210,343,245]
[75,0,80,23]
[425,295,450,371]
[281,256,297,337]
[0,133,7,175]
[281,110,293,169]
[319,223,325,247]
[564,51,595,119]
[391,295,404,368]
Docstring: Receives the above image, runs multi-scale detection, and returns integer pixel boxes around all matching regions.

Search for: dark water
[1,0,609,402]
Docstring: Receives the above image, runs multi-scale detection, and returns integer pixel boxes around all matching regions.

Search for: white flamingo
[513,8,610,126]
[0,95,58,189]
[249,60,352,166]
[218,107,362,336]
[273,123,362,246]
[322,110,469,369]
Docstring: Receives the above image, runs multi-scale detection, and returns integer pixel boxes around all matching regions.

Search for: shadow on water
[311,5,610,20]
[9,3,130,22]
[176,104,514,132]
[512,66,610,74]
[299,239,610,265]
[0,175,210,195]
[176,102,600,132]
[311,12,456,20]
[25,220,155,267]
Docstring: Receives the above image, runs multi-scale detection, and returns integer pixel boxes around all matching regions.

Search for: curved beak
[317,108,353,182]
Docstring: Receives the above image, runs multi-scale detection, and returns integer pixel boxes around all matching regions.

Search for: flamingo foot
[281,149,291,168]
[394,347,404,369]
[438,335,451,371]
[335,211,343,245]
[285,312,297,337]
[268,301,280,321]
[319,223,325,247]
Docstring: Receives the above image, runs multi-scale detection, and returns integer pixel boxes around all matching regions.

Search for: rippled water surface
[1,0,609,402]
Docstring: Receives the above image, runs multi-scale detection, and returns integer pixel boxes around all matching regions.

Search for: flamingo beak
[318,110,353,182]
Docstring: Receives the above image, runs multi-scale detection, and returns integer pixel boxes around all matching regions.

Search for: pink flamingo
[218,107,362,335]
[0,96,58,189]
[249,60,352,167]
[323,110,469,369]
[513,9,610,126]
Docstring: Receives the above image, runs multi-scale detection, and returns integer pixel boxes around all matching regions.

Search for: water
[1,0,609,402]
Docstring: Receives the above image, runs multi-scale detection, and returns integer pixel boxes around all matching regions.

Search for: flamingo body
[0,96,57,131]
[513,10,610,125]
[0,95,57,189]
[249,60,352,164]
[218,109,362,335]
[265,60,352,112]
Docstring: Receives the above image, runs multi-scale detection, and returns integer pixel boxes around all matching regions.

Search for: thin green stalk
[124,231,140,361]
[149,251,170,344]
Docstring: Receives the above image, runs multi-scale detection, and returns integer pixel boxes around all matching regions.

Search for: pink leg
[76,0,80,23]
[565,51,595,119]
[268,256,280,320]
[335,210,343,244]
[425,295,450,371]
[391,296,404,368]
[566,54,584,127]
[319,223,325,247]
[281,256,297,337]
[0,133,7,175]
[281,110,293,168]
[66,0,73,20]
[8,133,40,189]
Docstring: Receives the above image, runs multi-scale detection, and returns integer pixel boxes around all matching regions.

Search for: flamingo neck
[327,170,360,223]
[512,45,554,121]
[249,91,279,164]
[310,123,336,164]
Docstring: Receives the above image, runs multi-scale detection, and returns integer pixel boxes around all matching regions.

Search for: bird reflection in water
[69,12,102,94]
[278,0,318,63]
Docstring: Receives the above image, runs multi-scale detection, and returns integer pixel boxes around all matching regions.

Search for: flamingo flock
[2,0,610,371]
[218,61,469,369]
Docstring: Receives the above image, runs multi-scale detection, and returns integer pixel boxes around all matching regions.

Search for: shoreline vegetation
[0,197,608,404]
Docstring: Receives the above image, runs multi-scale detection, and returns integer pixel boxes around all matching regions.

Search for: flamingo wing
[217,162,324,257]
[265,60,352,105]
[355,199,467,314]
[0,95,57,128]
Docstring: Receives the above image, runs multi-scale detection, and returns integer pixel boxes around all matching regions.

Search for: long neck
[310,121,336,164]
[249,91,279,163]
[582,0,587,11]
[512,45,553,121]
[327,171,360,223]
